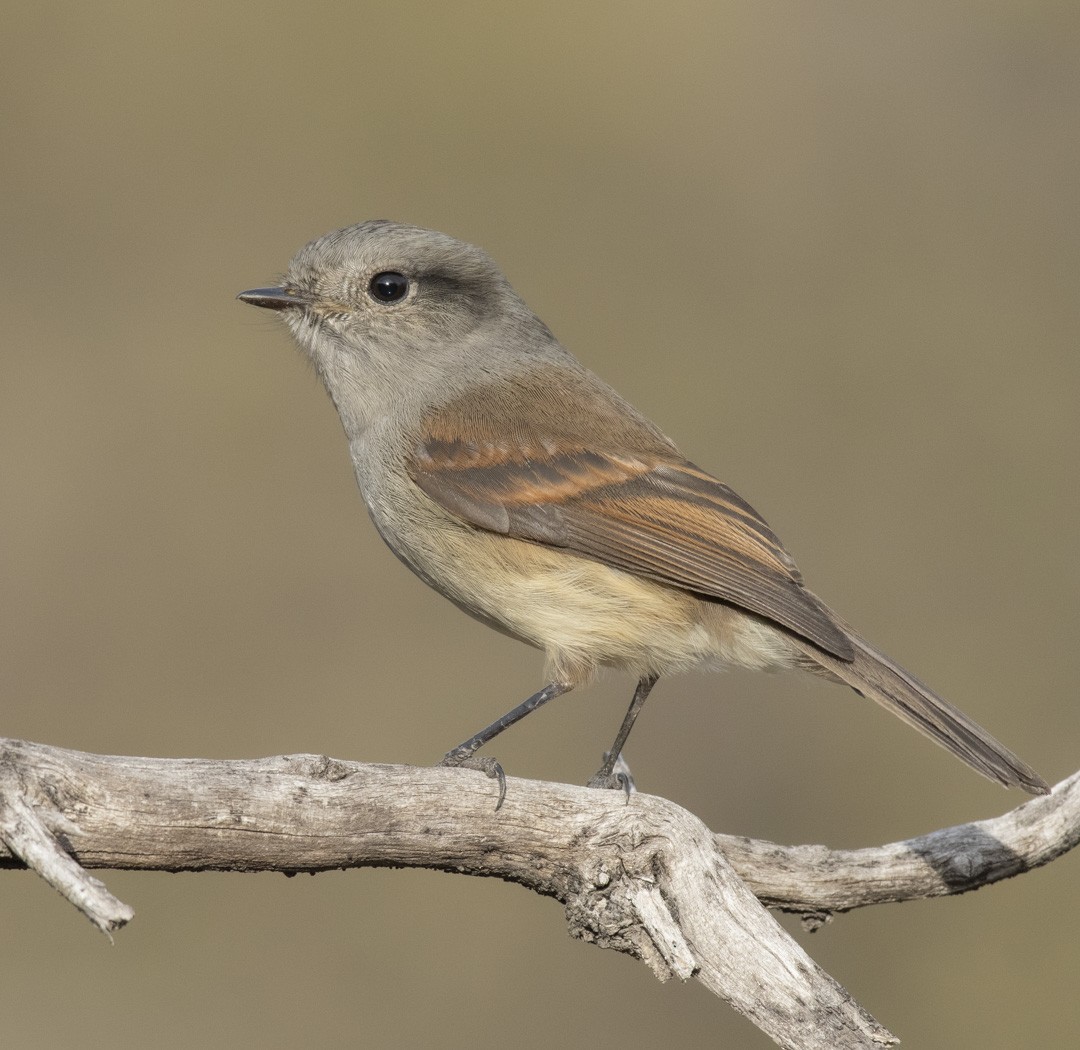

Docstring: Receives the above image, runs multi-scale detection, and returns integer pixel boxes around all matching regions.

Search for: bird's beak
[236,286,310,311]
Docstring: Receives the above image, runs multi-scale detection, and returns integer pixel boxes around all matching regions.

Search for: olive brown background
[2,3,1077,1047]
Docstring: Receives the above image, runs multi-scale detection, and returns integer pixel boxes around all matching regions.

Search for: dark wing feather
[410,438,854,660]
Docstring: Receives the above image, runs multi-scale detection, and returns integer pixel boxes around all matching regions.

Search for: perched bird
[239,221,1048,804]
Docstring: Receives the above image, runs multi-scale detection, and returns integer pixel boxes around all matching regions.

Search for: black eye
[369,271,410,303]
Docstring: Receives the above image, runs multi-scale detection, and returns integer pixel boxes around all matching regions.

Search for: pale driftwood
[0,740,1075,1049]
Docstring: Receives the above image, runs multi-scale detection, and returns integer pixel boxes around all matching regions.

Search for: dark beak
[236,286,310,311]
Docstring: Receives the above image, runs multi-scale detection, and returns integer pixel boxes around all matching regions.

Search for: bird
[238,220,1048,805]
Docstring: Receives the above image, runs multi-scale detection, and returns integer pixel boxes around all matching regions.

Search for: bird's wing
[409,433,854,660]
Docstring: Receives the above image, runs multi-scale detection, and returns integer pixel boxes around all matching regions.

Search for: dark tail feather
[790,618,1050,796]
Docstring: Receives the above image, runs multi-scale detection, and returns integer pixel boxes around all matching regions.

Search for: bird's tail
[790,610,1049,796]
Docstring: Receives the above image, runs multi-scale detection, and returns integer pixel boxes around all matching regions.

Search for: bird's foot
[439,750,507,810]
[586,752,635,802]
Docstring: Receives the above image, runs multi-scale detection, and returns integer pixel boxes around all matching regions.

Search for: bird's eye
[369,271,410,303]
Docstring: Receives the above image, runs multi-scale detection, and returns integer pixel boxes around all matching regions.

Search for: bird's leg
[440,681,572,809]
[587,674,659,796]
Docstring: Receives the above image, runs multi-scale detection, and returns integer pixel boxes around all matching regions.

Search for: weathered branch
[716,772,1079,921]
[1,738,1075,1049]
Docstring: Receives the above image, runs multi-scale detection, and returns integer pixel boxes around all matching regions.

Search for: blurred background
[1,2,1077,1047]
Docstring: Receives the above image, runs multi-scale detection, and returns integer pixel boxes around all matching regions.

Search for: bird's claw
[439,751,508,810]
[586,752,635,802]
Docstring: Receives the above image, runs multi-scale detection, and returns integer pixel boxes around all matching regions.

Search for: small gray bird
[239,220,1048,803]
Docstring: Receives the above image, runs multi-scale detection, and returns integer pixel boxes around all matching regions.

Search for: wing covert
[410,437,854,660]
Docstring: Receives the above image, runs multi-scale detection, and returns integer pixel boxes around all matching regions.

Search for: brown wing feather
[410,438,854,660]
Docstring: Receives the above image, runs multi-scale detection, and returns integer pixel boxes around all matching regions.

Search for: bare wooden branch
[717,769,1080,921]
[2,738,1075,1049]
[0,756,134,936]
